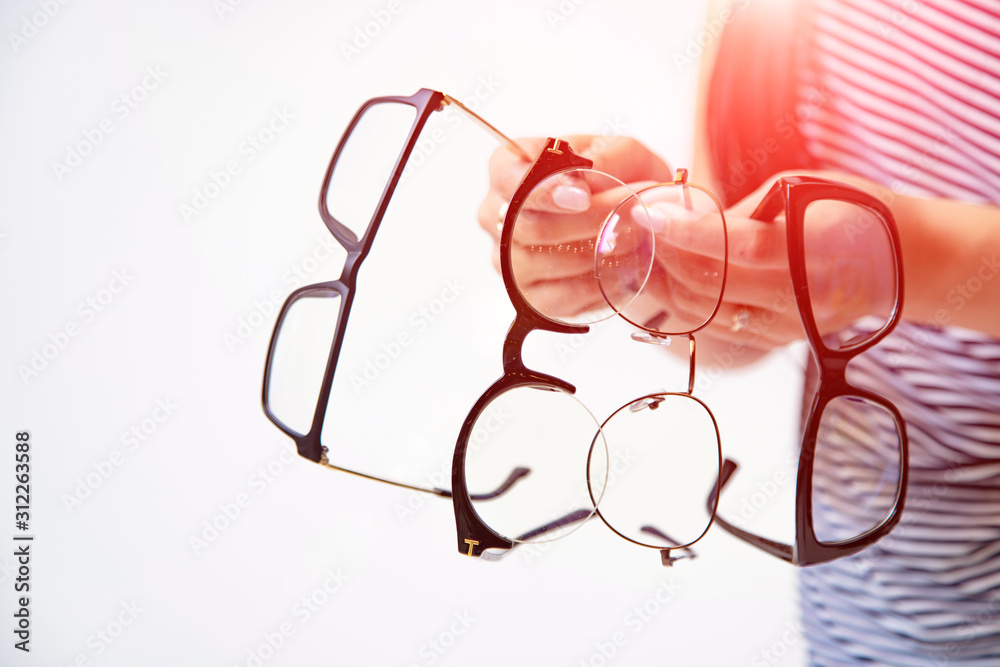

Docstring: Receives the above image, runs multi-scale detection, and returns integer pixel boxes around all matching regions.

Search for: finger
[657,246,792,313]
[488,137,547,200]
[627,263,721,333]
[652,206,789,270]
[478,192,508,239]
[516,274,610,321]
[514,180,660,246]
[577,136,674,184]
[509,240,597,284]
[708,302,805,347]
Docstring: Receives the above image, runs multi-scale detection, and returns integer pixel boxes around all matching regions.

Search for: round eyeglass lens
[802,200,898,351]
[463,384,609,544]
[509,169,654,325]
[588,393,722,550]
[606,182,727,335]
[810,395,903,544]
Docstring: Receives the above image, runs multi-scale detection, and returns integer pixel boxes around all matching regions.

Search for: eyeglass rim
[586,390,724,553]
[498,138,599,335]
[617,175,730,337]
[794,381,909,564]
[450,370,584,558]
[709,382,908,566]
[751,175,906,358]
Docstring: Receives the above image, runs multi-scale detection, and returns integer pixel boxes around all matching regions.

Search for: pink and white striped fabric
[793,0,1000,664]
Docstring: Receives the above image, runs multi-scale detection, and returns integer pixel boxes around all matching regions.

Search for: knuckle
[737,225,778,263]
[477,198,500,233]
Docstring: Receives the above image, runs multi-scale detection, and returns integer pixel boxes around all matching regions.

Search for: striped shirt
[794,0,1000,664]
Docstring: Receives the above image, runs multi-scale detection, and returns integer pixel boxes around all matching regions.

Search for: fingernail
[552,185,590,211]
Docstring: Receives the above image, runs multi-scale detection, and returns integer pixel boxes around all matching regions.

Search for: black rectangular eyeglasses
[261,88,530,498]
[707,175,909,567]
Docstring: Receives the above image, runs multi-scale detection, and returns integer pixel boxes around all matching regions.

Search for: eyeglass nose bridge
[629,331,699,396]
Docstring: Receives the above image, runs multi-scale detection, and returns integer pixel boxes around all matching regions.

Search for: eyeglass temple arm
[748,179,787,222]
[706,459,794,563]
[480,511,698,566]
[477,508,593,561]
[440,94,532,162]
[466,467,531,500]
[639,526,698,566]
[319,448,529,501]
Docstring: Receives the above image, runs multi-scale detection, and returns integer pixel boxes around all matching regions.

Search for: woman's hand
[479,136,901,360]
[655,171,898,354]
[477,135,673,319]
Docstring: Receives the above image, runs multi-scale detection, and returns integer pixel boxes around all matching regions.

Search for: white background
[1,1,811,665]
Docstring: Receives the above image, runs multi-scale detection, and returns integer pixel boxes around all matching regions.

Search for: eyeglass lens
[811,395,902,544]
[801,199,898,351]
[324,101,417,240]
[509,168,655,325]
[615,183,727,335]
[266,289,342,435]
[463,384,609,544]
